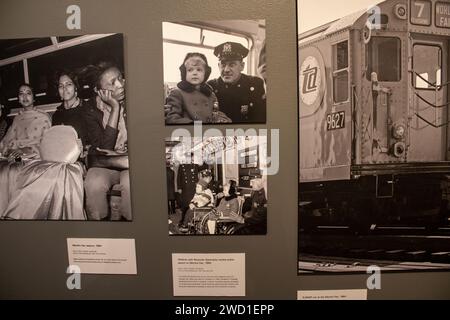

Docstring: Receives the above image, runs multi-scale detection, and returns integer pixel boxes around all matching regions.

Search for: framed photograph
[166,135,268,235]
[298,0,450,273]
[0,33,132,221]
[163,19,267,125]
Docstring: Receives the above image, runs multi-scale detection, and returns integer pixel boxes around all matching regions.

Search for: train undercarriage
[299,165,450,234]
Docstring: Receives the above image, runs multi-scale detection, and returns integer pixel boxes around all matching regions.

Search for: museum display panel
[0,0,449,301]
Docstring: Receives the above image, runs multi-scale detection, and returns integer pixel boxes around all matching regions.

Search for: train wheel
[195,214,210,234]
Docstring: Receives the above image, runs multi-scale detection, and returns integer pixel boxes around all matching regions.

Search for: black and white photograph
[166,135,268,235]
[298,0,450,273]
[0,33,132,221]
[163,20,266,125]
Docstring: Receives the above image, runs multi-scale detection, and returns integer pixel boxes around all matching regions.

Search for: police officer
[208,42,266,123]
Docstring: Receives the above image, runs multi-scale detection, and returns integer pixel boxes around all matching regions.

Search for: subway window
[367,37,401,82]
[333,40,349,103]
[27,34,124,105]
[0,34,124,110]
[413,44,442,89]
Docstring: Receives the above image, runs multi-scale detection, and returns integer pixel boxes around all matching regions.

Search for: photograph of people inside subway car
[166,136,268,235]
[163,19,266,125]
[0,33,132,221]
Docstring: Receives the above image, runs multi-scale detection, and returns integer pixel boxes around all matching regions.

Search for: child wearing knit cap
[165,52,231,124]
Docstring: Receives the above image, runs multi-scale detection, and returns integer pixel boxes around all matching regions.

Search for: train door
[409,35,448,162]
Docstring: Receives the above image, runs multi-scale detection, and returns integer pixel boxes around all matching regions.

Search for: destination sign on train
[411,0,431,26]
[436,1,450,28]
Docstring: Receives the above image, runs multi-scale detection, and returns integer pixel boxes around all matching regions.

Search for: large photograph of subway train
[0,33,131,221]
[298,0,450,272]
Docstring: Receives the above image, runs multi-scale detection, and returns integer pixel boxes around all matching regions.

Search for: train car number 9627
[326,111,345,131]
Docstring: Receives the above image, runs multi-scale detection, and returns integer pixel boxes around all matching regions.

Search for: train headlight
[393,124,406,139]
[394,142,406,158]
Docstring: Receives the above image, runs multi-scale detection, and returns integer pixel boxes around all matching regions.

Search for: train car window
[333,41,349,103]
[367,37,401,82]
[368,13,389,26]
[0,34,124,109]
[413,44,441,89]
[202,29,248,48]
[162,23,201,43]
[163,22,250,84]
[0,61,24,108]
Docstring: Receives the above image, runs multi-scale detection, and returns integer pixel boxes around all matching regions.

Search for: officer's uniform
[177,163,200,210]
[207,42,266,123]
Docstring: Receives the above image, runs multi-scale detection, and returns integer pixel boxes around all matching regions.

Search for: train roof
[298,1,383,46]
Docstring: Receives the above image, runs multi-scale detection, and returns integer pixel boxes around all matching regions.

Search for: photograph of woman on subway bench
[0,33,130,221]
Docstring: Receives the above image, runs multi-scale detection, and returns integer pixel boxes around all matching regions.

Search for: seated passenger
[179,178,213,233]
[243,177,267,227]
[216,180,242,221]
[190,179,214,209]
[1,126,86,220]
[52,70,89,148]
[0,84,51,160]
[207,180,243,234]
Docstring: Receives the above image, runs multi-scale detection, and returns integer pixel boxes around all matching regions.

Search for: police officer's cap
[214,42,249,61]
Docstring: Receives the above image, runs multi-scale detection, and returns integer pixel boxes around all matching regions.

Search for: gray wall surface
[0,0,449,300]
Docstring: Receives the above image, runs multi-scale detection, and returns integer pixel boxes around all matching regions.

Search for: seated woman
[82,61,131,221]
[0,84,51,160]
[0,84,51,215]
[52,70,89,148]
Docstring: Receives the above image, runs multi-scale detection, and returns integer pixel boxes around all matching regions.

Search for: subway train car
[299,0,450,230]
[162,19,266,88]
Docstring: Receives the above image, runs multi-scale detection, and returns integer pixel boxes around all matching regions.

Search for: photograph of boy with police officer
[0,33,131,221]
[166,136,268,235]
[163,19,267,125]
